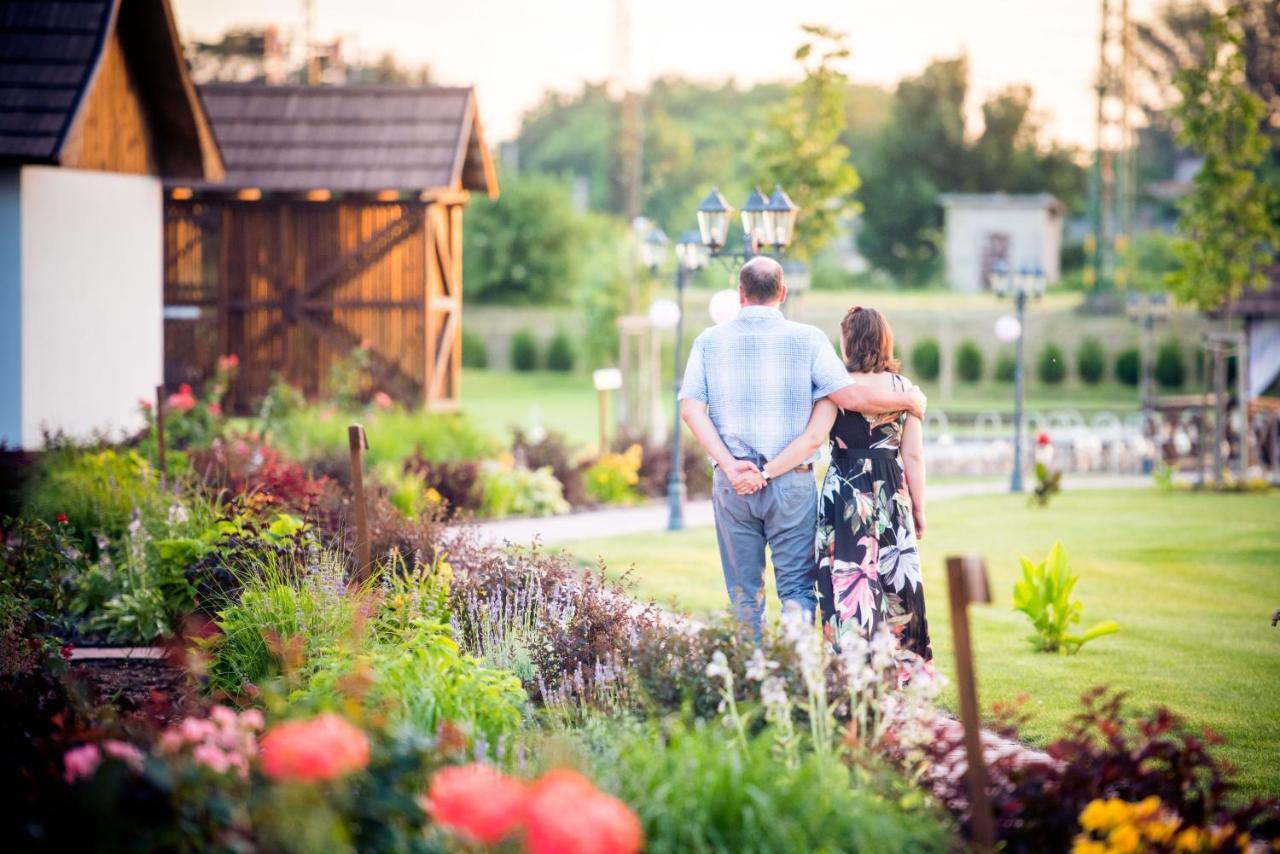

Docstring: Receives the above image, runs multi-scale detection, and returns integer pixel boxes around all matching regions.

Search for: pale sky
[173,0,1164,149]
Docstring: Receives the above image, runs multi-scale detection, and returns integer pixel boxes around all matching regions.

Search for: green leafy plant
[994,350,1016,383]
[910,338,941,381]
[510,330,540,372]
[1155,337,1186,389]
[1114,347,1140,386]
[1076,336,1106,385]
[1012,542,1118,655]
[583,444,643,505]
[478,456,569,518]
[461,330,489,369]
[955,339,984,382]
[1036,342,1067,384]
[545,328,576,373]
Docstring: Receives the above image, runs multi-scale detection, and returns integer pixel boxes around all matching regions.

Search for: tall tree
[1166,9,1278,310]
[856,58,969,284]
[749,25,861,258]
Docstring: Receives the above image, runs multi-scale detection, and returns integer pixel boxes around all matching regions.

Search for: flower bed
[2,375,1277,851]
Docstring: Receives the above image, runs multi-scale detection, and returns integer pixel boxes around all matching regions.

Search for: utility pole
[1087,0,1136,293]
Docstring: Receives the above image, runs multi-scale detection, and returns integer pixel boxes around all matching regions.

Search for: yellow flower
[1080,800,1114,832]
[497,451,515,472]
[424,487,442,504]
[1071,837,1108,854]
[1144,818,1179,845]
[1108,824,1142,854]
[1173,827,1203,853]
[1132,796,1162,822]
[437,559,453,581]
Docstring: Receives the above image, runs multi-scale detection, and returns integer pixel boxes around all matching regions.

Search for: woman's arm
[827,382,926,420]
[901,409,927,540]
[734,399,838,494]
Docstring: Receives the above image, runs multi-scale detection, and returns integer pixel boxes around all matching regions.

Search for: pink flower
[422,764,527,844]
[158,730,184,753]
[210,705,238,728]
[181,717,216,743]
[239,709,265,731]
[1036,432,1052,447]
[217,354,240,372]
[193,743,232,774]
[208,402,222,416]
[139,398,153,411]
[102,740,144,771]
[64,744,101,783]
[167,383,197,413]
[524,770,643,854]
[372,391,393,410]
[259,713,370,782]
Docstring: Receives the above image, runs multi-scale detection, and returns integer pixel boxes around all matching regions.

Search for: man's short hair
[738,257,783,304]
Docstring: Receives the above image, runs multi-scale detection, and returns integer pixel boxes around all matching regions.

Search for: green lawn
[559,489,1280,795]
[458,367,1142,449]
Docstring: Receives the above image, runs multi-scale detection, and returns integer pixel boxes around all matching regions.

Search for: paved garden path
[471,474,1151,547]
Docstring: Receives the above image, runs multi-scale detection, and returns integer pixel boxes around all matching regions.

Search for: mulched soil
[68,658,199,726]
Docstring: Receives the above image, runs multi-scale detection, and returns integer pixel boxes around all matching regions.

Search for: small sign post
[945,554,995,851]
[154,384,168,487]
[348,424,371,579]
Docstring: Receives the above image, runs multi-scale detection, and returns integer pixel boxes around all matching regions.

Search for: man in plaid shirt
[679,257,925,637]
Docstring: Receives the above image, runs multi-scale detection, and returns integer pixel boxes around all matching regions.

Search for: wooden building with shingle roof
[0,0,222,449]
[164,82,498,412]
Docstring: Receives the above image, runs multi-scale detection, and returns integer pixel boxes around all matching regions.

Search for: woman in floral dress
[759,306,931,659]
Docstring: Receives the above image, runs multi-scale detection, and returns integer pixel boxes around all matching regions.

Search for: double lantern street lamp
[643,184,800,531]
[990,262,1047,493]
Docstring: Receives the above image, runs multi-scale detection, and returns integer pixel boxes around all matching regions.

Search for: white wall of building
[0,169,22,447]
[17,166,162,448]
[941,195,1063,293]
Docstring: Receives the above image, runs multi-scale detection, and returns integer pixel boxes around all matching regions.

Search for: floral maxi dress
[816,375,932,660]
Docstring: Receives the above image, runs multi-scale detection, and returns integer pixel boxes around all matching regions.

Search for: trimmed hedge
[956,339,984,383]
[545,329,576,373]
[1037,342,1067,384]
[510,329,540,372]
[1076,336,1106,385]
[910,338,941,381]
[461,330,489,369]
[1115,347,1140,386]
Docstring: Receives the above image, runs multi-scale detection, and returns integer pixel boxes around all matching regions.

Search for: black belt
[830,447,898,461]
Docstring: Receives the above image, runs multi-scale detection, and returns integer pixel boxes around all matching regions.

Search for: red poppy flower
[421,764,527,844]
[259,713,369,782]
[56,513,68,524]
[1036,432,1052,446]
[524,770,643,854]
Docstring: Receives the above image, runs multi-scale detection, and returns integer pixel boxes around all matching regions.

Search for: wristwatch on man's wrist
[761,469,773,486]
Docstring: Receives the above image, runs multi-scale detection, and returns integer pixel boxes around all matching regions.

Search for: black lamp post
[990,262,1046,493]
[653,184,799,530]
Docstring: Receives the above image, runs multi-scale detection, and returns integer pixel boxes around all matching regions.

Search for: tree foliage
[1166,9,1279,310]
[462,172,580,304]
[749,25,861,258]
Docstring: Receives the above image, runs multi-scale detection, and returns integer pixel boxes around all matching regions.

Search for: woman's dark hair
[840,306,900,373]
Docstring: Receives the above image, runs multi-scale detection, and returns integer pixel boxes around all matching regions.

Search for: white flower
[869,623,897,672]
[745,648,778,682]
[760,675,789,711]
[705,650,731,682]
[167,503,189,526]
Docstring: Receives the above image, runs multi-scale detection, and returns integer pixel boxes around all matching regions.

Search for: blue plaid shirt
[678,305,852,464]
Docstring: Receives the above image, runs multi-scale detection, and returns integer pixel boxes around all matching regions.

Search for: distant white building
[939,193,1064,293]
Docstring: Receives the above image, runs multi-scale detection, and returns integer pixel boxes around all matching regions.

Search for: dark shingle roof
[0,0,114,161]
[195,83,496,195]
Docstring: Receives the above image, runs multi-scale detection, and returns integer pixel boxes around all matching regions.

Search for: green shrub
[1011,542,1118,654]
[995,350,1017,382]
[1076,336,1106,385]
[1155,337,1186,389]
[955,339,984,383]
[584,444,643,505]
[1115,347,1141,386]
[26,449,172,545]
[594,722,951,853]
[461,330,489,369]
[510,330,540,372]
[328,345,371,411]
[910,338,941,381]
[263,409,497,469]
[478,459,570,517]
[1037,342,1067,384]
[545,328,576,373]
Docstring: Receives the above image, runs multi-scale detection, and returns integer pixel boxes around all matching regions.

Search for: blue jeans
[711,465,818,638]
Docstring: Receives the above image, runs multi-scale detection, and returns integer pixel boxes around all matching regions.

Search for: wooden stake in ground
[154,384,167,487]
[945,554,995,851]
[348,424,372,579]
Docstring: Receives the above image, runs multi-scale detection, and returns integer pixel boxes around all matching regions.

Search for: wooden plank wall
[164,198,464,413]
[60,29,156,175]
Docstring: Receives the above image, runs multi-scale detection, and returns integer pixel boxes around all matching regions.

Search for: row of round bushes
[462,329,577,373]
[907,336,1192,388]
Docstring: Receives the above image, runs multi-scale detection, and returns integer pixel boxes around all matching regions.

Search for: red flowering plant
[189,432,329,514]
[140,354,239,453]
[422,763,643,854]
[1031,431,1062,507]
